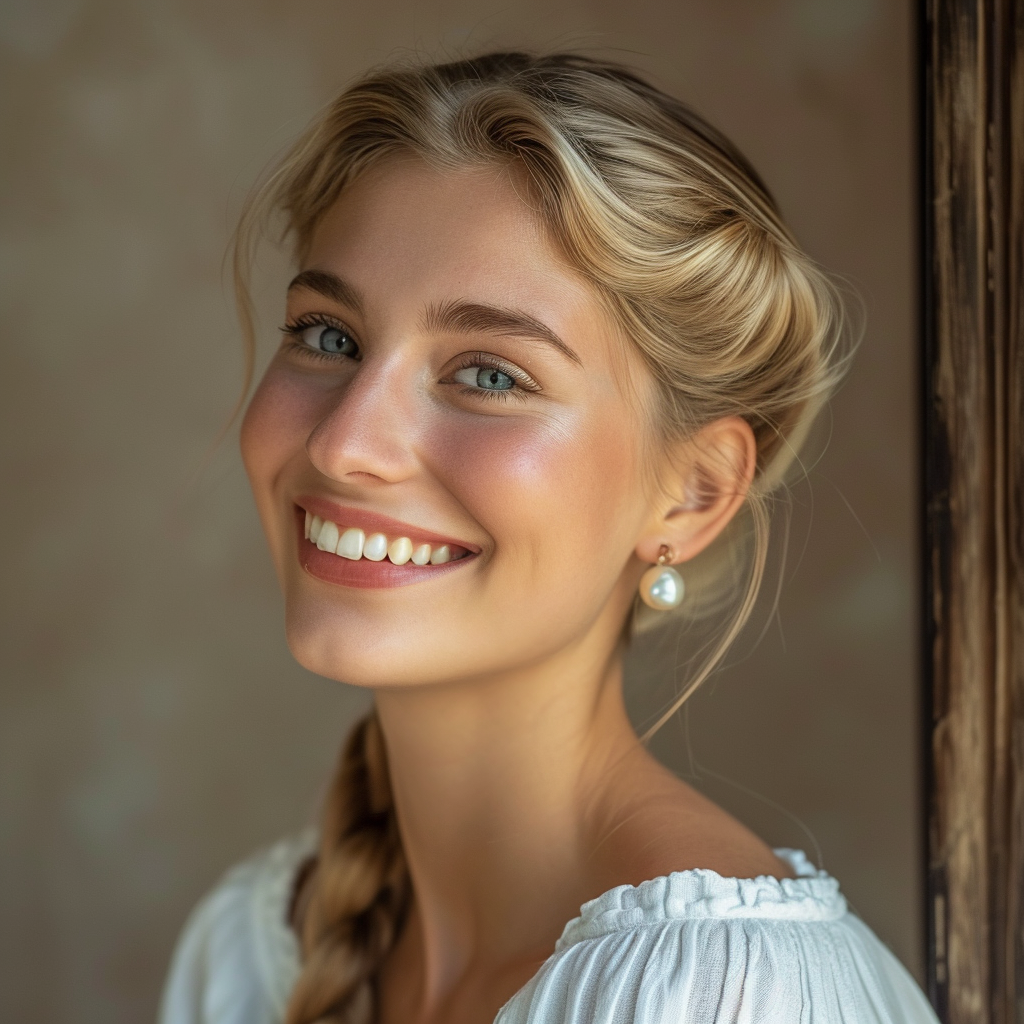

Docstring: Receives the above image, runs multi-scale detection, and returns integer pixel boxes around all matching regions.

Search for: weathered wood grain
[922,1,1024,1021]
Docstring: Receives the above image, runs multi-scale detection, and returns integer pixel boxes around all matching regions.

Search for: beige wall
[0,1,918,1021]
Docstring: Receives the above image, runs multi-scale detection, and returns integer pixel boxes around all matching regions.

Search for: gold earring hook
[656,544,673,565]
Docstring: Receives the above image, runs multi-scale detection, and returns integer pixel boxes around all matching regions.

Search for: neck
[374,639,641,1005]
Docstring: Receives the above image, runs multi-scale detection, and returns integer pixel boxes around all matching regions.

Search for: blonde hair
[234,51,850,1024]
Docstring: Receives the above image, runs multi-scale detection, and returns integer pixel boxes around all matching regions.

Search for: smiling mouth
[304,511,472,566]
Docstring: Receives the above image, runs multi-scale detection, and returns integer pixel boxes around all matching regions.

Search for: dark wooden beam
[922,1,1023,1020]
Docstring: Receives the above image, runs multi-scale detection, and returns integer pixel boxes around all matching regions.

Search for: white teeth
[387,537,413,565]
[303,512,463,567]
[363,532,388,561]
[337,527,365,560]
[316,520,339,552]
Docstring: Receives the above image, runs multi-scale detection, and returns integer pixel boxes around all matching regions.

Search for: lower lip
[296,515,475,589]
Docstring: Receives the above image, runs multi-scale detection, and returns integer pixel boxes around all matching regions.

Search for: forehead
[301,156,621,356]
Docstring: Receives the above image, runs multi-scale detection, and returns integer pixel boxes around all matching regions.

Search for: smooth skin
[241,156,792,1024]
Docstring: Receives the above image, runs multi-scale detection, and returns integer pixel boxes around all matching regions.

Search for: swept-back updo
[234,51,849,1024]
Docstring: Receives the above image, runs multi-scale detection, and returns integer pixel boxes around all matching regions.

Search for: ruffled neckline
[257,839,846,989]
[554,848,846,952]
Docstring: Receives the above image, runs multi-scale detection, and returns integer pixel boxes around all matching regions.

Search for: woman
[160,52,937,1024]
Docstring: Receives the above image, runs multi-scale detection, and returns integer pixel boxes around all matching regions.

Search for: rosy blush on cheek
[424,410,642,575]
[240,365,331,582]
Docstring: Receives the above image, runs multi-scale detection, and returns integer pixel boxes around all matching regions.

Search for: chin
[281,584,501,689]
[280,580,597,691]
[282,596,424,688]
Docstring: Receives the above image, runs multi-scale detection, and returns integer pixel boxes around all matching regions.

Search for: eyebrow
[423,299,582,366]
[287,269,365,314]
[288,271,582,367]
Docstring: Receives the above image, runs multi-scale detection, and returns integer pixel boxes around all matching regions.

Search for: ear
[635,416,757,566]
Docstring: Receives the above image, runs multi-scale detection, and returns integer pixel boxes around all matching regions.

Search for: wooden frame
[922,1,1023,1021]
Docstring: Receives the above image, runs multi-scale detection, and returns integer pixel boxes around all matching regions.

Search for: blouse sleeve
[157,837,309,1024]
[495,914,940,1024]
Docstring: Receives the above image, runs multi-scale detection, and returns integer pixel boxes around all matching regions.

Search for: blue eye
[297,324,359,357]
[453,366,515,391]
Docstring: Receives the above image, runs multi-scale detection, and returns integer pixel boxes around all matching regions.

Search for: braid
[286,714,410,1024]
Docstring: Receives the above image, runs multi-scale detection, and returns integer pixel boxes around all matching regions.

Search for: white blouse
[159,833,939,1024]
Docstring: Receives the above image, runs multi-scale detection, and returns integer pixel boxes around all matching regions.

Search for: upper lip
[296,495,482,554]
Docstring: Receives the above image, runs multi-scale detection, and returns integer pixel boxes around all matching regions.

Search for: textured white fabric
[159,836,939,1024]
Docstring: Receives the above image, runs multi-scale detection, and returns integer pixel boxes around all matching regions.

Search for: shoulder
[158,833,314,1024]
[497,851,940,1024]
[590,763,796,888]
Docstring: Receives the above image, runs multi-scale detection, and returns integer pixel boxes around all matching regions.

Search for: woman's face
[242,156,659,688]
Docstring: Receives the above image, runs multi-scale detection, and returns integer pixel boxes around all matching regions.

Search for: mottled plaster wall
[0,1,918,1021]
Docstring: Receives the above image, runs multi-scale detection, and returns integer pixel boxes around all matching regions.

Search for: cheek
[428,407,643,569]
[240,367,313,487]
[239,367,325,569]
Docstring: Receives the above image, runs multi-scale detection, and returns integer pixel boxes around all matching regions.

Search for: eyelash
[280,312,358,362]
[280,314,541,402]
[444,351,540,404]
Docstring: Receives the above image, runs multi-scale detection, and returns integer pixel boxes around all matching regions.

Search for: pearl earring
[639,544,685,610]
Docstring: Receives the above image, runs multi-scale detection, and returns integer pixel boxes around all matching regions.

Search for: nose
[305,356,421,485]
